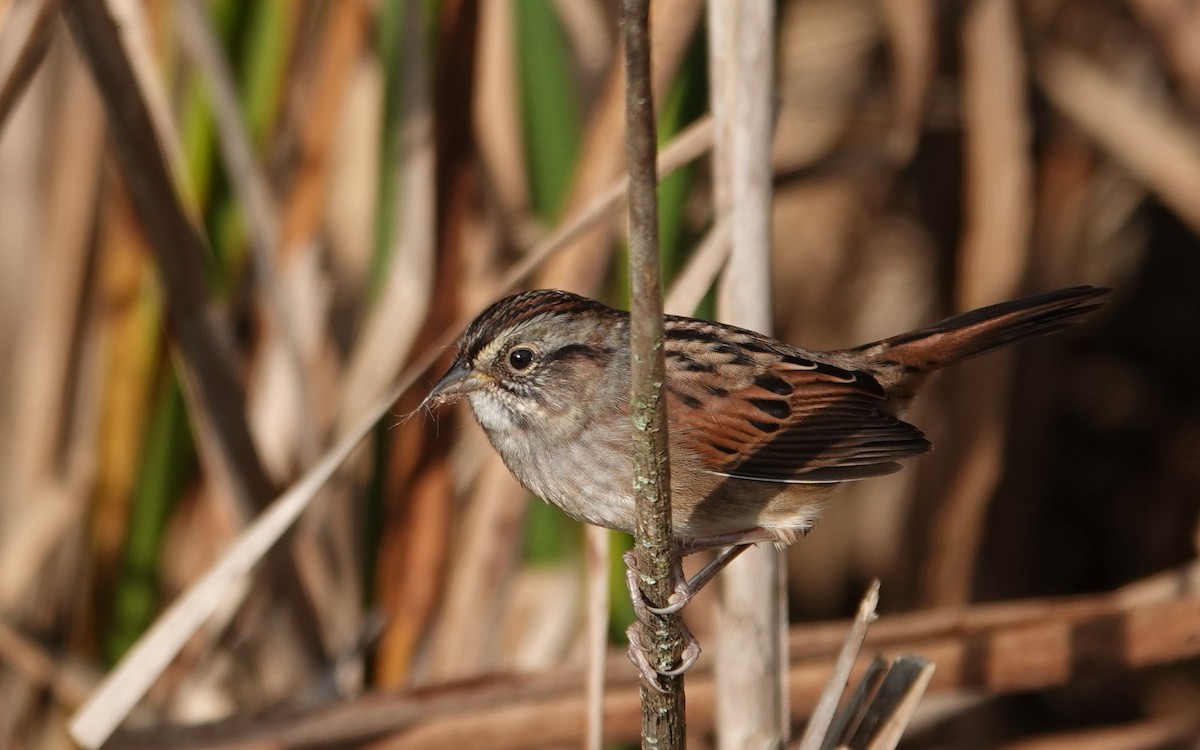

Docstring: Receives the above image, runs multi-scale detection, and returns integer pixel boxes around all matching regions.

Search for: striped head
[423,290,627,434]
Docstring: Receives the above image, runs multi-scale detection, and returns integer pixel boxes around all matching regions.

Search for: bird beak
[422,360,487,409]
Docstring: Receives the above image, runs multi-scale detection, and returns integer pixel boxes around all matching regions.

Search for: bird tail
[845,285,1110,398]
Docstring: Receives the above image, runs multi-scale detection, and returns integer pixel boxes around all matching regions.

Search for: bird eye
[507,347,535,371]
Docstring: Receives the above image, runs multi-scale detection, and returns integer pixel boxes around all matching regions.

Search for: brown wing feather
[663,321,930,484]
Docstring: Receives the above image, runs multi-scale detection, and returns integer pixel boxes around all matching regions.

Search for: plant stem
[623,0,687,746]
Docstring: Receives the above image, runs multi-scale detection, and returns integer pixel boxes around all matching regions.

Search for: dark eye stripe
[545,344,610,364]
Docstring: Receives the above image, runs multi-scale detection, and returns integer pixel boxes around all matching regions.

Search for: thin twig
[798,580,880,750]
[623,0,687,744]
[583,525,609,750]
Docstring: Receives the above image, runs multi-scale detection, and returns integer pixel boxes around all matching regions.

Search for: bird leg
[622,549,701,688]
[677,527,777,555]
[624,527,777,616]
[621,528,776,686]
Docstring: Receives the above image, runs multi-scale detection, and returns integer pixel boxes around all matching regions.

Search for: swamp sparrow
[422,286,1108,679]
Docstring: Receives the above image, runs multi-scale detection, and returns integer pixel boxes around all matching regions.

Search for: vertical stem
[584,524,610,750]
[623,0,687,746]
[708,0,786,747]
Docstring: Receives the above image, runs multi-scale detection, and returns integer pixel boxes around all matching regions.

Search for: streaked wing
[663,319,931,484]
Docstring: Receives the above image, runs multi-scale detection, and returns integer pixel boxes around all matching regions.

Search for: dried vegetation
[1,0,1199,748]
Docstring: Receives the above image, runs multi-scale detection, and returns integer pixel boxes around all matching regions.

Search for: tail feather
[846,285,1110,397]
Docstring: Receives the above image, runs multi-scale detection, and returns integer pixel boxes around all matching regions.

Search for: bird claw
[621,549,702,688]
[644,587,691,616]
[625,622,701,692]
[622,550,694,618]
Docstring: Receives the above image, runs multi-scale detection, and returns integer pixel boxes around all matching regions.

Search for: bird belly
[530,443,633,531]
[475,415,640,533]
[512,437,834,545]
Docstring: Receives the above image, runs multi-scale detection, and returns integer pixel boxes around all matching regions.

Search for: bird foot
[622,543,753,617]
[621,549,701,688]
[619,541,758,686]
[625,621,701,692]
[622,550,692,616]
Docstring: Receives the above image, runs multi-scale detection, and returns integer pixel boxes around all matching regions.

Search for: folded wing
[663,322,930,484]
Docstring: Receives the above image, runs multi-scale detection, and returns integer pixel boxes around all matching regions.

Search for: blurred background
[1,0,1199,747]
